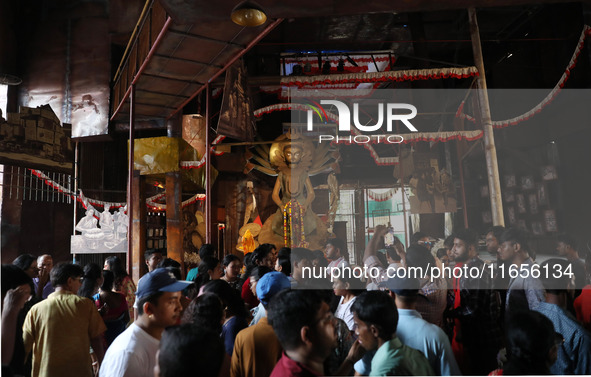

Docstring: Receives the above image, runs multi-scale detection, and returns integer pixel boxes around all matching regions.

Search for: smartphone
[384,227,395,248]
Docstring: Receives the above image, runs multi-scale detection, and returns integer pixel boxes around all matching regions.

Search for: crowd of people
[2,225,591,377]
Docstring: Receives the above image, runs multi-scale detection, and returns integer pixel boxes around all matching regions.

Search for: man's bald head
[37,255,54,271]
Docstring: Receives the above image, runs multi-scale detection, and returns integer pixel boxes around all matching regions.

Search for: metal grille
[334,189,357,264]
[1,165,73,203]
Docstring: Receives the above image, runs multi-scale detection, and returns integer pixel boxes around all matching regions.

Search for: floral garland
[283,200,308,248]
[253,103,483,166]
[180,135,227,169]
[279,67,479,88]
[457,25,591,129]
[368,188,398,202]
[28,168,205,213]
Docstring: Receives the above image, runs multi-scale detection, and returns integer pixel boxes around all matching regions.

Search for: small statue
[250,131,339,250]
[76,206,98,233]
[114,206,129,240]
[100,204,114,231]
[327,172,340,234]
[243,181,258,227]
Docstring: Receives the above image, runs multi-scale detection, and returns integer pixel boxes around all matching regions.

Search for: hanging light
[291,64,303,76]
[0,73,22,86]
[231,1,267,27]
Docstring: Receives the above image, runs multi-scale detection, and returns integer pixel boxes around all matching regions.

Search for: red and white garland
[29,168,205,213]
[260,85,379,99]
[279,67,479,88]
[253,103,483,166]
[457,25,591,128]
[368,188,397,202]
[180,135,227,169]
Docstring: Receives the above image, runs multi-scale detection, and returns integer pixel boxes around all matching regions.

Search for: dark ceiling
[2,0,589,141]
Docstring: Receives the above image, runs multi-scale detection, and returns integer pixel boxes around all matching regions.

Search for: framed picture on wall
[521,176,535,190]
[541,165,558,181]
[516,194,527,214]
[544,210,558,232]
[480,185,489,198]
[537,183,548,206]
[505,190,515,203]
[528,193,538,214]
[505,175,516,188]
[532,222,544,236]
[507,207,517,225]
[482,211,492,224]
[517,220,527,231]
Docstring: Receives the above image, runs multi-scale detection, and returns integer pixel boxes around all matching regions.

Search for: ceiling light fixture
[0,73,22,86]
[231,1,267,27]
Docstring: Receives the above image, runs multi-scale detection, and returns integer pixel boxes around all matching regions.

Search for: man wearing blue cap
[100,268,192,377]
[231,271,290,377]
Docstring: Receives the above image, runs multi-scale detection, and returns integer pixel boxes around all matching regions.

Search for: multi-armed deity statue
[255,131,340,249]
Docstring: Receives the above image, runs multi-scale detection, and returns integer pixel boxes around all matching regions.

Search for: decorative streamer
[457,25,591,128]
[368,188,398,202]
[279,67,479,88]
[253,103,483,166]
[29,168,205,213]
[180,135,227,169]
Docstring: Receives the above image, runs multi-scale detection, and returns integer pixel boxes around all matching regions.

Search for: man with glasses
[23,262,106,377]
[411,232,435,250]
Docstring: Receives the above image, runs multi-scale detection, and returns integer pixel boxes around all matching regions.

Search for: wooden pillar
[165,172,183,274]
[205,85,212,243]
[127,83,136,276]
[354,187,366,264]
[72,141,79,263]
[458,158,469,228]
[131,169,146,283]
[166,115,184,275]
[468,8,505,226]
